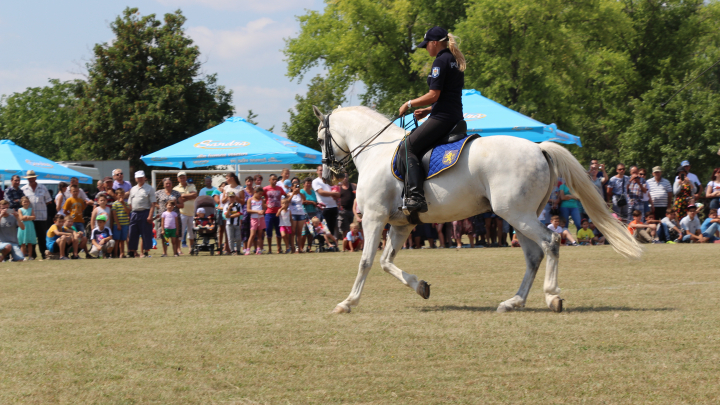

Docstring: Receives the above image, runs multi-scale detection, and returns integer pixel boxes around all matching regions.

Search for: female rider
[398,26,466,213]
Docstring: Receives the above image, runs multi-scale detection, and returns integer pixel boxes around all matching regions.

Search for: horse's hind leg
[497,232,544,312]
[379,225,429,299]
[333,217,384,314]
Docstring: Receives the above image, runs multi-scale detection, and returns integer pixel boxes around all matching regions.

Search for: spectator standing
[246,187,266,255]
[606,165,630,222]
[21,170,52,259]
[263,174,287,254]
[673,167,696,219]
[98,177,116,203]
[112,169,132,194]
[198,176,219,198]
[638,168,652,218]
[588,161,607,196]
[279,168,291,193]
[91,194,113,231]
[675,160,701,199]
[155,178,184,255]
[111,188,130,258]
[312,165,340,236]
[174,172,198,251]
[4,175,25,209]
[223,192,243,255]
[0,200,26,262]
[558,182,582,230]
[63,177,92,204]
[705,168,720,211]
[55,182,68,215]
[159,201,179,257]
[646,166,673,218]
[337,173,356,240]
[626,166,647,222]
[127,171,156,258]
[241,177,254,252]
[288,182,306,253]
[222,173,245,253]
[63,185,87,233]
[301,177,318,220]
[17,196,36,260]
[277,196,294,253]
[254,174,264,189]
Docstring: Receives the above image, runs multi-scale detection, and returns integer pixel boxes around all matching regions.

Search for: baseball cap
[418,26,448,48]
[652,166,662,173]
[681,160,690,167]
[196,207,205,214]
[687,204,697,210]
[177,171,187,177]
[134,170,145,178]
[96,214,108,222]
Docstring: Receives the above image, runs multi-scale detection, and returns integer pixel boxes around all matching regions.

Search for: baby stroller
[303,217,338,253]
[190,195,218,256]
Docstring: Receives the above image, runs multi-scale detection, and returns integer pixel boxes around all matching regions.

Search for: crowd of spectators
[0,158,717,262]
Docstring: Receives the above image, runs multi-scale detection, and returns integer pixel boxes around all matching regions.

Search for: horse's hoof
[332,304,350,314]
[417,280,431,299]
[549,297,564,313]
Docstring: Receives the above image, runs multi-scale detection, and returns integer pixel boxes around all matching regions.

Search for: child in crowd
[310,217,338,250]
[588,220,606,245]
[627,210,656,243]
[46,214,75,260]
[343,222,364,252]
[160,200,179,257]
[111,188,130,258]
[63,215,89,258]
[547,215,578,246]
[277,196,293,254]
[194,208,214,231]
[700,209,720,243]
[223,192,243,255]
[576,218,595,245]
[246,187,266,255]
[89,214,114,258]
[63,185,87,233]
[17,196,37,260]
[91,194,113,231]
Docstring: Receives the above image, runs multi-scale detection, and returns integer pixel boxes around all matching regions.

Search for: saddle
[392,120,479,181]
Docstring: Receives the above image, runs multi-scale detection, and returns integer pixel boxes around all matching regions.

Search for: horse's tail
[539,142,643,259]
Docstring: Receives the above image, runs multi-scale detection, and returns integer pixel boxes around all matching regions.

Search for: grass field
[1,244,719,404]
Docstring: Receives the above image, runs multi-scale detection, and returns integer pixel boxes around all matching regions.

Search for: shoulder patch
[431,67,440,78]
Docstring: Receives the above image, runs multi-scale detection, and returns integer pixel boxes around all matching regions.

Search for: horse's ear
[312,105,325,122]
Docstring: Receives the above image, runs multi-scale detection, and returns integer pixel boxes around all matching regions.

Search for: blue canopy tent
[0,140,92,183]
[141,117,322,168]
[394,89,582,146]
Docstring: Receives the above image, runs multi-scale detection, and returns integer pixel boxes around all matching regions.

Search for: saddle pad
[392,134,478,181]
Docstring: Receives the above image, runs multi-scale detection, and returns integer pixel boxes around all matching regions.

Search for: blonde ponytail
[446,33,466,72]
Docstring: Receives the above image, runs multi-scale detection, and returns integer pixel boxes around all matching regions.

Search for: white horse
[313,106,642,314]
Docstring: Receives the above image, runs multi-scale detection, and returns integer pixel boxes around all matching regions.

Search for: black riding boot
[405,155,428,213]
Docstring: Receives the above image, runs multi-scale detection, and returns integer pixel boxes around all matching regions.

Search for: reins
[321,111,404,174]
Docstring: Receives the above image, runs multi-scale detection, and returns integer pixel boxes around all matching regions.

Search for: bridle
[319,111,401,176]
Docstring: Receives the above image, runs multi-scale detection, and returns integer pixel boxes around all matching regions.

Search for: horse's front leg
[379,225,430,299]
[333,217,384,314]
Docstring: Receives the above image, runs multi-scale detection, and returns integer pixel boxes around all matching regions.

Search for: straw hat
[23,170,38,179]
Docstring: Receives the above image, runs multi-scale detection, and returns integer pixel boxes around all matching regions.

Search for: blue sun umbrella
[394,89,582,146]
[0,140,92,183]
[141,117,322,168]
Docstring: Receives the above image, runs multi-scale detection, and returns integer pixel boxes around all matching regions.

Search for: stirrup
[402,196,428,215]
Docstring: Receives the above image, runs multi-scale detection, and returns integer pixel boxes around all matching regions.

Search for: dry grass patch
[1,245,719,404]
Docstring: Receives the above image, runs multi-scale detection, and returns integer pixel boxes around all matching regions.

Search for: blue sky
[0,0,342,135]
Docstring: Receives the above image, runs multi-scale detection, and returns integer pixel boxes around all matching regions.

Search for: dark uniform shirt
[427,48,464,123]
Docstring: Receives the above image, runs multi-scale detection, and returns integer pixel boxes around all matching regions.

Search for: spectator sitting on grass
[63,215,89,259]
[658,209,682,244]
[679,204,702,243]
[310,217,338,250]
[588,220,606,245]
[627,210,656,244]
[45,214,74,260]
[0,199,25,262]
[547,215,578,246]
[700,209,720,243]
[89,214,114,258]
[576,218,595,245]
[343,223,364,252]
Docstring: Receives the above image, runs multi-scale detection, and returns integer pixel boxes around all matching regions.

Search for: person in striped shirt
[111,188,131,258]
[646,166,673,219]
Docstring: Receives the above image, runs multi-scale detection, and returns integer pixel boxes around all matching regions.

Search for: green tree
[284,0,467,115]
[74,8,234,168]
[283,75,346,149]
[0,79,83,160]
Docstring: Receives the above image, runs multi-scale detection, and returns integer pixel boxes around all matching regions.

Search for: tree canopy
[284,0,720,180]
[72,8,234,168]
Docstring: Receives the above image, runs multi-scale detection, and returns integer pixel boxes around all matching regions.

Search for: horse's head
[313,105,348,185]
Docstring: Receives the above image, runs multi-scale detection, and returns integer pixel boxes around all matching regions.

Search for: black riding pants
[398,117,457,190]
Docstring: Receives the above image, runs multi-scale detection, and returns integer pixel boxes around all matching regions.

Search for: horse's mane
[335,106,392,126]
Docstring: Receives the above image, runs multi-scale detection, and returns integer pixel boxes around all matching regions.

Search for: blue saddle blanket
[392,134,478,181]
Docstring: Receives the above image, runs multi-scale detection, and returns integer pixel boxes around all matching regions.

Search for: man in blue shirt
[606,164,630,222]
[700,209,720,243]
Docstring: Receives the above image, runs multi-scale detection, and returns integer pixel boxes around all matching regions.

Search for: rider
[398,26,466,213]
